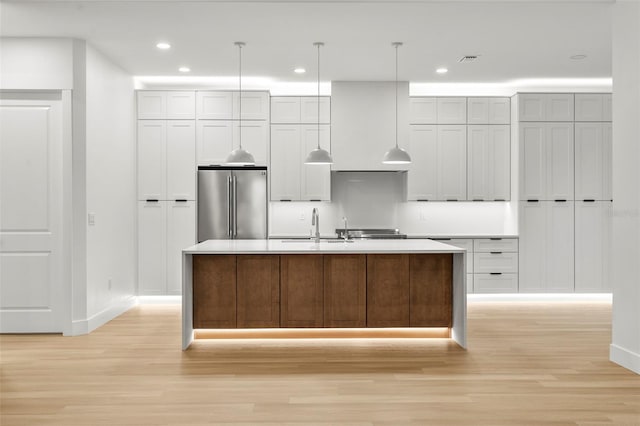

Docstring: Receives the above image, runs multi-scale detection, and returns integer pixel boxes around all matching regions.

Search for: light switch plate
[88,213,96,226]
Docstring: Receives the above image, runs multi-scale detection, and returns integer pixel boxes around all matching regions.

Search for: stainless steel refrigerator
[197,166,267,242]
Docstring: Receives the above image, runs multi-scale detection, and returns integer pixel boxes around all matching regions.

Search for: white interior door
[0,97,64,332]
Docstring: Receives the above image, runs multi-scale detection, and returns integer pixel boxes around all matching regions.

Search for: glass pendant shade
[382,146,411,164]
[225,147,255,165]
[304,147,333,164]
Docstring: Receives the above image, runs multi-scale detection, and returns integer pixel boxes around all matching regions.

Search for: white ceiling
[0,1,613,88]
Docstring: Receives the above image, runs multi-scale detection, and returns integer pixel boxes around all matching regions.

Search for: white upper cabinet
[270,125,302,201]
[196,120,234,165]
[467,125,510,201]
[575,93,613,122]
[197,91,269,120]
[489,98,511,124]
[300,97,330,124]
[301,124,331,201]
[437,125,467,200]
[519,122,573,200]
[166,121,196,201]
[518,93,574,121]
[138,120,166,200]
[271,97,301,123]
[574,201,611,293]
[575,123,608,201]
[467,98,489,124]
[407,125,438,201]
[437,98,467,124]
[233,121,269,166]
[409,97,437,124]
[138,91,195,120]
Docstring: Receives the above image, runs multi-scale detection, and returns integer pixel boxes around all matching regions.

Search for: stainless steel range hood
[331,81,410,171]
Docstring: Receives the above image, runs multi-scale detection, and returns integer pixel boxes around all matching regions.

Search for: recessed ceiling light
[436,68,448,74]
[178,67,191,73]
[294,67,306,74]
[570,54,587,60]
[156,42,171,50]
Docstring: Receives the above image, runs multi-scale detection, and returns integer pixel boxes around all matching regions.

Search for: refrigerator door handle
[232,175,238,237]
[227,175,233,237]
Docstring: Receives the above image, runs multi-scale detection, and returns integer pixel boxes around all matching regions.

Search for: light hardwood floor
[1,301,639,425]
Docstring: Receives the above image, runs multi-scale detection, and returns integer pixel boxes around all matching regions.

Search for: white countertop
[184,239,466,254]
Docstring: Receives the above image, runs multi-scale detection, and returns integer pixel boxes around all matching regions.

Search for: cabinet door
[301,124,331,201]
[137,91,166,119]
[603,123,613,200]
[409,97,437,124]
[270,125,301,201]
[233,121,268,166]
[575,123,604,200]
[271,97,301,123]
[518,201,546,292]
[196,120,233,166]
[437,98,467,124]
[489,98,511,124]
[324,254,366,327]
[467,125,490,200]
[409,254,452,327]
[575,94,604,122]
[236,255,280,328]
[546,201,574,291]
[196,91,233,119]
[575,201,611,292]
[166,91,195,119]
[280,255,323,327]
[489,125,511,201]
[545,94,574,121]
[519,124,546,200]
[301,96,330,124]
[192,255,236,328]
[407,125,438,201]
[137,120,166,200]
[138,200,166,295]
[366,254,410,327]
[546,123,574,200]
[437,125,467,200]
[233,91,269,120]
[166,200,196,295]
[518,94,545,121]
[166,121,196,200]
[467,98,489,124]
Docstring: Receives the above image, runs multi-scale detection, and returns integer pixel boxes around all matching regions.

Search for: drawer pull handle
[490,272,503,276]
[555,199,567,202]
[417,199,429,202]
[146,199,159,203]
[280,199,292,202]
[433,238,451,241]
[490,238,502,241]
[584,199,595,203]
[446,199,458,202]
[494,199,506,201]
[175,199,187,202]
[490,251,502,255]
[527,199,539,202]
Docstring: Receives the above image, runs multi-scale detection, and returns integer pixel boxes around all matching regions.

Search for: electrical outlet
[88,213,96,226]
[419,211,427,221]
[299,212,306,221]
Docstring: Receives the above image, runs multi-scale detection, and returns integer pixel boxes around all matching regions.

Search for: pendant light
[304,42,333,165]
[226,41,256,165]
[382,42,411,164]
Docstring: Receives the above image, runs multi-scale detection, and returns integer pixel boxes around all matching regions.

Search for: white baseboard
[68,296,137,336]
[610,344,640,375]
[137,295,182,305]
[468,293,612,302]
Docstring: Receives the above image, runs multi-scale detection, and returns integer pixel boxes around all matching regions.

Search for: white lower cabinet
[472,238,518,293]
[575,201,612,292]
[474,274,519,293]
[519,201,574,292]
[138,200,196,295]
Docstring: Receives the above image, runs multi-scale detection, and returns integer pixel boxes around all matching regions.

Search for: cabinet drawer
[473,273,518,293]
[474,238,518,252]
[474,252,518,273]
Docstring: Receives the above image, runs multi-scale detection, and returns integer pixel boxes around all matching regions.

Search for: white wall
[610,1,640,375]
[0,37,74,90]
[85,44,136,321]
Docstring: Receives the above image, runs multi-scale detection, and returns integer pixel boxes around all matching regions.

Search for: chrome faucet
[342,216,349,241]
[311,208,320,243]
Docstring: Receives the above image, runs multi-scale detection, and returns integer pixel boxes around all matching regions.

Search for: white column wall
[610,1,640,375]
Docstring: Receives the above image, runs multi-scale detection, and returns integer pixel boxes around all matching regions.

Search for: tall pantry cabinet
[518,93,612,293]
[137,91,197,295]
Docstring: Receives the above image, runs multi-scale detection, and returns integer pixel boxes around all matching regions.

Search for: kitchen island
[182,239,466,349]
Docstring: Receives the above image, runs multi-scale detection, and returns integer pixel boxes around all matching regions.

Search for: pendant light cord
[395,42,399,149]
[317,42,320,150]
[236,42,244,150]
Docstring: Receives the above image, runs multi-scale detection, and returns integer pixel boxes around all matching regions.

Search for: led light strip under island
[181,239,467,350]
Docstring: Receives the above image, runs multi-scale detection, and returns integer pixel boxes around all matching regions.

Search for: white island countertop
[183,238,466,255]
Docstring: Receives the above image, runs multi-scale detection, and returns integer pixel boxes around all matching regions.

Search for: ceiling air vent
[458,55,479,63]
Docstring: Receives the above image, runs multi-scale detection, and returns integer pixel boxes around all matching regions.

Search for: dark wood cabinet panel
[237,255,280,328]
[193,255,236,328]
[324,254,366,328]
[280,255,324,327]
[409,254,453,327]
[366,254,410,327]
